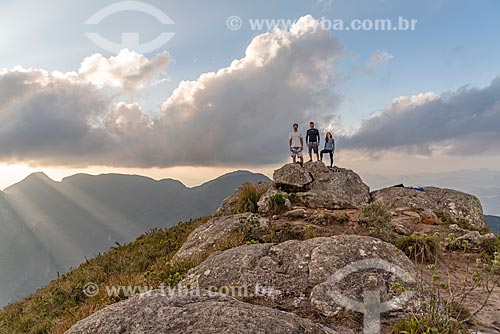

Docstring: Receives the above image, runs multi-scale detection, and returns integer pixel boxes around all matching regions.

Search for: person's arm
[332,138,335,152]
[316,130,320,145]
[289,134,292,151]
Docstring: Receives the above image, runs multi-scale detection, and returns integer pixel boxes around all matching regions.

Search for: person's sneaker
[308,159,313,162]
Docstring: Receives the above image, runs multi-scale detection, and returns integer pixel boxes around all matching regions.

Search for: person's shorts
[290,147,303,158]
[308,142,319,153]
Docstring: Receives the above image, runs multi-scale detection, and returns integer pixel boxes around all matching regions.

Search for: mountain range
[0,171,270,308]
[485,215,500,234]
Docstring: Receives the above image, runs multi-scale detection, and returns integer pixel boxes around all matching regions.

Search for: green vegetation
[269,193,287,214]
[391,313,468,334]
[358,202,396,243]
[395,233,438,263]
[391,240,500,334]
[236,183,268,213]
[482,236,500,259]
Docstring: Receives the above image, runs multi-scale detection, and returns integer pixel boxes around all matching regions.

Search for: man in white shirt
[289,123,304,165]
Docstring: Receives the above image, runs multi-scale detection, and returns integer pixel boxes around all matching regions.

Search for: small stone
[394,224,411,236]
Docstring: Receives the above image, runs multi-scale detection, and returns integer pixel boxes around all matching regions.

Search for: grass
[269,193,287,214]
[395,233,438,263]
[391,313,468,334]
[236,183,269,213]
[482,236,500,259]
[358,202,396,243]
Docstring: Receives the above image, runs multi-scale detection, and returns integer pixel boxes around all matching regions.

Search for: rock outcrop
[181,235,416,317]
[65,291,347,334]
[172,213,268,262]
[371,186,485,228]
[268,162,371,210]
[62,162,497,334]
[273,163,314,191]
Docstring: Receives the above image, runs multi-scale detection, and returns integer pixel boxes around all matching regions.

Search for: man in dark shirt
[306,121,320,162]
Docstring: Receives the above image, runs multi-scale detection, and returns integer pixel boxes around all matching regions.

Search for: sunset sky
[2,0,500,189]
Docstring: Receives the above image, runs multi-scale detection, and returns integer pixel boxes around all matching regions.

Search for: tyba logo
[84,1,175,54]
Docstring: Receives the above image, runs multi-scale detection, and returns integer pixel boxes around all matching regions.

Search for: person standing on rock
[289,123,304,165]
[320,132,335,168]
[306,121,320,162]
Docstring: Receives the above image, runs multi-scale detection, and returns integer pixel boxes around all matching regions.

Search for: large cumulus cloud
[341,78,500,156]
[0,15,343,167]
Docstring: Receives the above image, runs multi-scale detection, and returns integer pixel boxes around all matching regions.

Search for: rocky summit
[64,162,500,334]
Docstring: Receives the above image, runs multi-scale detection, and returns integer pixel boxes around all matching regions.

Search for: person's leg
[329,151,333,167]
[308,144,313,161]
[291,148,296,163]
[320,149,324,161]
[298,149,304,165]
[315,145,320,161]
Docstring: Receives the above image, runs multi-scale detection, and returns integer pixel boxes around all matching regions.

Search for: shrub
[359,202,396,243]
[391,313,468,334]
[236,183,261,213]
[395,233,437,263]
[391,253,500,334]
[482,236,500,258]
[269,193,287,214]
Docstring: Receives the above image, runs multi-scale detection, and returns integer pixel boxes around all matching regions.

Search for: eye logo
[84,1,175,54]
[327,258,416,334]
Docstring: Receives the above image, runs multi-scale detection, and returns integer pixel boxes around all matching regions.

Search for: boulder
[455,231,497,252]
[394,224,411,236]
[270,162,370,210]
[65,291,345,334]
[181,235,416,318]
[371,186,485,228]
[284,208,307,219]
[273,163,313,192]
[172,213,267,262]
[300,162,371,209]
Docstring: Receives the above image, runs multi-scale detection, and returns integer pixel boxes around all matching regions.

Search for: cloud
[78,49,170,91]
[0,15,343,167]
[365,50,393,73]
[341,77,500,156]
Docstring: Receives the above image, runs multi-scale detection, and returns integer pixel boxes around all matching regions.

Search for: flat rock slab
[65,292,344,334]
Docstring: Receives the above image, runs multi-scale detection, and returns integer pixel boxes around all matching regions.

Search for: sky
[1,0,500,189]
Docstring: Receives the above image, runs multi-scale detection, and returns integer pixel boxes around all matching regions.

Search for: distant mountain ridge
[485,215,500,234]
[0,170,270,307]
